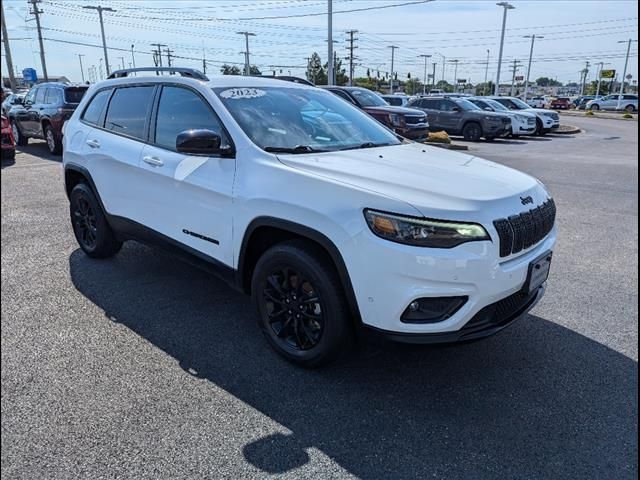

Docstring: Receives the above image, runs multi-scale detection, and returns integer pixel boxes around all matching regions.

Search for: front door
[136,85,236,267]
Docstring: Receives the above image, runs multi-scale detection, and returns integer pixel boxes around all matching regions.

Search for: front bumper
[485,122,510,136]
[398,124,430,140]
[344,225,556,336]
[512,124,536,135]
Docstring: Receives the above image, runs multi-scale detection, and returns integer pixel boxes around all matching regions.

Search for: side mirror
[452,106,461,112]
[14,97,23,105]
[484,106,493,111]
[176,129,232,156]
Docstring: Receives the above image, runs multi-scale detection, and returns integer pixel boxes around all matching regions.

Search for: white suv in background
[63,67,557,367]
[489,96,560,135]
[468,97,537,137]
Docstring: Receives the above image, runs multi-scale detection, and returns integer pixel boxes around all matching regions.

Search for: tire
[44,124,62,155]
[462,122,482,142]
[590,104,600,111]
[485,136,495,142]
[69,182,122,258]
[535,118,546,136]
[251,240,353,367]
[11,121,28,146]
[624,104,636,113]
[1,148,16,160]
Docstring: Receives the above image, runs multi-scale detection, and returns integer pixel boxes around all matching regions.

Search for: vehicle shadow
[1,155,16,168]
[15,141,61,163]
[68,243,638,479]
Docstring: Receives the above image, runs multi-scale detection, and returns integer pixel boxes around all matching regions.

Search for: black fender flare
[238,217,362,323]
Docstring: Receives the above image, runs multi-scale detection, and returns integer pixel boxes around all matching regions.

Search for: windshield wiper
[264,145,324,154]
[339,142,394,151]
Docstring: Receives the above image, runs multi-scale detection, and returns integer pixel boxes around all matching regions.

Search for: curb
[560,111,638,122]
[553,125,581,135]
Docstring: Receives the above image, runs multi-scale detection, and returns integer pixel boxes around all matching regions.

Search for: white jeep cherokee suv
[63,68,557,367]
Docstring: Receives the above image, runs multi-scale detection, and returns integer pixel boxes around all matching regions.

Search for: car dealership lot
[1,115,637,479]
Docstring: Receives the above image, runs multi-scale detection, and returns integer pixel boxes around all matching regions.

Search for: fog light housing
[401,296,468,323]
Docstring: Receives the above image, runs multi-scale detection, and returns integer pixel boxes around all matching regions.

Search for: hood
[528,107,557,115]
[276,143,548,222]
[362,105,426,116]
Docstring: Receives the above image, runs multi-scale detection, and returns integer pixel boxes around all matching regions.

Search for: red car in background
[550,97,571,110]
[1,114,16,160]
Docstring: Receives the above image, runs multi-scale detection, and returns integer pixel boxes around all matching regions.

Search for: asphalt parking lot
[1,115,637,479]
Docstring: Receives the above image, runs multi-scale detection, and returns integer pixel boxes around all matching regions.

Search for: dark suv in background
[322,86,429,140]
[9,82,88,154]
[408,96,511,141]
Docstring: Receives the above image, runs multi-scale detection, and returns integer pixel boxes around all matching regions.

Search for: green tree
[435,80,454,93]
[220,64,241,75]
[324,56,348,86]
[306,52,326,85]
[535,77,563,87]
[474,81,494,96]
[249,65,261,76]
[585,80,609,96]
[404,78,422,95]
[353,76,379,90]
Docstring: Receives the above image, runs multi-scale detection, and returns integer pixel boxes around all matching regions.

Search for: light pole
[449,59,459,92]
[523,34,543,102]
[118,56,125,70]
[418,54,431,95]
[595,62,610,97]
[98,58,103,80]
[327,0,334,86]
[616,39,638,109]
[431,62,437,91]
[388,45,398,94]
[130,44,136,68]
[83,5,116,76]
[483,49,490,95]
[236,31,256,76]
[77,54,85,82]
[495,2,515,95]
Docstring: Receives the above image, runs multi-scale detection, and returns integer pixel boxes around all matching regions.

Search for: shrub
[426,131,451,144]
[622,113,634,119]
[585,110,595,116]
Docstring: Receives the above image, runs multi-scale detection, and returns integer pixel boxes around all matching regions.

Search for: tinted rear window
[105,86,155,140]
[35,88,46,104]
[45,88,62,104]
[82,89,112,126]
[64,87,88,103]
[385,97,403,106]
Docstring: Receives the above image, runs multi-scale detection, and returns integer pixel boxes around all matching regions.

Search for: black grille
[406,115,427,125]
[493,198,556,257]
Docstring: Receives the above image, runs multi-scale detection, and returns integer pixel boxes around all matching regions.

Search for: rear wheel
[251,240,353,367]
[11,121,28,146]
[462,122,482,142]
[44,124,62,155]
[1,148,16,160]
[624,104,636,113]
[69,183,122,258]
[590,104,600,111]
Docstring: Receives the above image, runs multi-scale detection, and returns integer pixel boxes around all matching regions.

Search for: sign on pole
[22,68,38,83]
[515,75,524,81]
[600,69,616,79]
[457,78,466,84]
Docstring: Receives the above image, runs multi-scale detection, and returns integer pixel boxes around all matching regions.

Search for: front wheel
[11,121,28,146]
[251,240,353,367]
[70,183,122,258]
[535,118,546,136]
[590,104,600,111]
[462,122,482,142]
[625,104,636,113]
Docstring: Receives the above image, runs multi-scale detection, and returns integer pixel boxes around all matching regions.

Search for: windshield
[508,97,531,109]
[454,98,482,111]
[349,88,388,107]
[484,99,509,111]
[214,86,401,152]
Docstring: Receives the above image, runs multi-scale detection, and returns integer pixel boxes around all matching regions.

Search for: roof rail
[107,67,209,81]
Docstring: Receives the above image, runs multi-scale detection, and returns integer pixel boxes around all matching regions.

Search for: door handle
[143,155,164,167]
[86,139,100,148]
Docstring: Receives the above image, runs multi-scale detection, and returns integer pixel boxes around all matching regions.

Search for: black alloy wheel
[262,266,324,351]
[72,194,98,250]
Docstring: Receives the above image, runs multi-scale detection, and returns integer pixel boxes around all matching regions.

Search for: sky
[1,0,638,86]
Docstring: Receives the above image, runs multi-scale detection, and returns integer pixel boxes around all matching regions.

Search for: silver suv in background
[586,94,637,112]
[488,96,559,136]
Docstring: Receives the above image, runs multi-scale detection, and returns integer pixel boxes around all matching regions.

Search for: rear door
[13,88,36,135]
[437,99,462,133]
[417,98,441,129]
[135,84,236,266]
[83,84,156,219]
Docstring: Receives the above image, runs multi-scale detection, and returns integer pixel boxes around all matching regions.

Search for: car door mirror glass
[176,129,229,155]
[484,107,492,111]
[452,106,461,112]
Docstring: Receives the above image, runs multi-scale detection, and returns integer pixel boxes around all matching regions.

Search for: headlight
[388,113,406,128]
[542,112,554,117]
[515,114,527,121]
[484,116,499,121]
[364,209,490,248]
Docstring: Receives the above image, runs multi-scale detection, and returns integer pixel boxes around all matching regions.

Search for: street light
[616,39,638,109]
[236,31,256,76]
[495,2,515,95]
[483,49,490,96]
[523,35,543,102]
[449,59,459,92]
[595,61,610,97]
[418,54,431,95]
[83,5,116,76]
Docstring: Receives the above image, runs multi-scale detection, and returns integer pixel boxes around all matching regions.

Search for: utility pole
[202,46,207,75]
[617,39,638,109]
[509,59,523,96]
[431,62,437,91]
[164,48,174,68]
[346,29,358,86]
[441,54,445,83]
[28,0,48,81]
[418,54,431,95]
[388,46,398,94]
[151,43,166,68]
[77,54,85,82]
[495,2,515,95]
[523,34,543,102]
[83,5,115,76]
[483,49,490,95]
[1,2,18,90]
[327,0,334,86]
[117,56,125,70]
[579,61,590,96]
[130,44,136,68]
[98,58,103,80]
[236,31,255,76]
[449,59,459,92]
[595,61,609,97]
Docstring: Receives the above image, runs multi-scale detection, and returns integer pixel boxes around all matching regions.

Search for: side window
[45,88,61,105]
[623,95,636,100]
[104,86,155,140]
[441,100,457,111]
[24,89,36,105]
[82,89,112,126]
[422,99,437,109]
[332,90,355,104]
[35,88,47,104]
[154,86,227,151]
